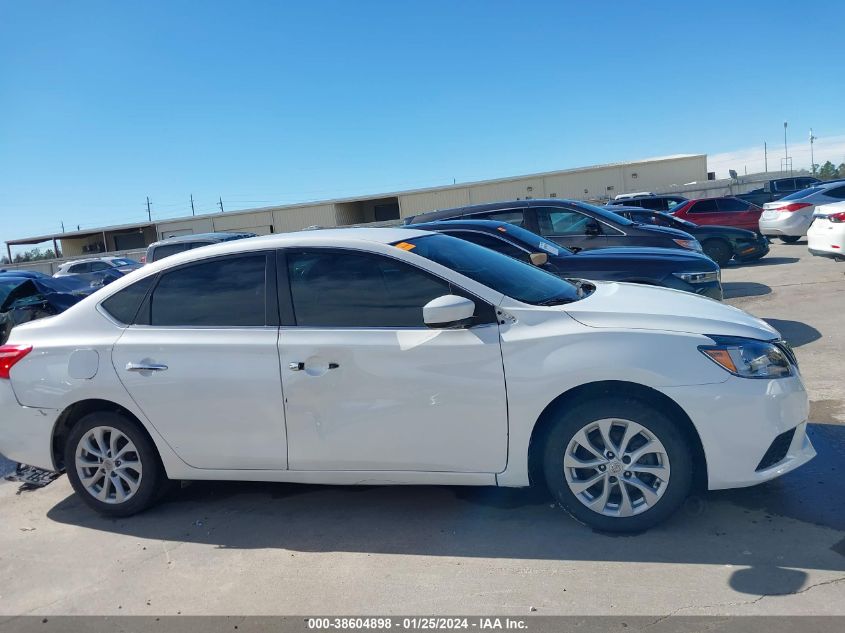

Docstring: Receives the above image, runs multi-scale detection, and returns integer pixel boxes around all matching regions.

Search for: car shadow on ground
[730,256,800,268]
[45,423,845,598]
[723,282,772,299]
[763,318,822,347]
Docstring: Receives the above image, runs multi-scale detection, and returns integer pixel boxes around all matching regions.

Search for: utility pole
[218,197,224,213]
[146,196,152,222]
[190,194,196,216]
[764,142,768,173]
[809,128,817,174]
[61,221,65,232]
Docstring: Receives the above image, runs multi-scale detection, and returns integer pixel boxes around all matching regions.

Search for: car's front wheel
[543,397,693,533]
[779,235,801,244]
[65,411,165,517]
[702,239,732,266]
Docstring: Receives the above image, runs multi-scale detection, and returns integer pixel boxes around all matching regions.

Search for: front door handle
[125,362,168,372]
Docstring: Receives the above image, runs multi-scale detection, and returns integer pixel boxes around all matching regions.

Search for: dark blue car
[413,219,723,300]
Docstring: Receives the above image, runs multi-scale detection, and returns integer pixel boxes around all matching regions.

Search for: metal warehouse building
[5,154,707,270]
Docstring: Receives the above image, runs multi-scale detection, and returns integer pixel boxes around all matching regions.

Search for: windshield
[399,233,580,305]
[781,186,823,201]
[657,211,696,228]
[569,201,635,226]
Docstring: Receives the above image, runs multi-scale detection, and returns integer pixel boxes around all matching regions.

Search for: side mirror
[585,220,601,236]
[423,295,475,329]
[529,252,548,266]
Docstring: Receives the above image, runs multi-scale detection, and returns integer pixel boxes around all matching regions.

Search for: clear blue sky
[2,0,843,248]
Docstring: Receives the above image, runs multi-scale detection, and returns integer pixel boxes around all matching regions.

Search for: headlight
[698,335,793,378]
[673,270,720,284]
[673,238,702,252]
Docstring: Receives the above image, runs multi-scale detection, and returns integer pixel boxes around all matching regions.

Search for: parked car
[736,176,821,207]
[0,228,813,532]
[609,207,769,266]
[404,200,703,254]
[0,275,94,344]
[414,219,722,300]
[669,197,764,233]
[144,232,257,263]
[606,194,689,212]
[54,256,142,278]
[759,181,845,243]
[807,201,845,261]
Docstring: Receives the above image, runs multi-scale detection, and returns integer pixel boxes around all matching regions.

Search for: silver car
[759,180,845,243]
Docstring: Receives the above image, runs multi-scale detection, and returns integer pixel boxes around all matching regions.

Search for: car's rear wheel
[65,411,165,517]
[779,235,801,244]
[543,397,693,533]
[702,239,732,266]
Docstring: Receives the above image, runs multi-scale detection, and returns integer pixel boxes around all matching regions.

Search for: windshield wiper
[536,296,576,306]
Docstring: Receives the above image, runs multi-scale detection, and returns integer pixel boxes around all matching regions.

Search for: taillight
[775,203,813,212]
[829,212,845,223]
[0,345,32,379]
[140,255,147,264]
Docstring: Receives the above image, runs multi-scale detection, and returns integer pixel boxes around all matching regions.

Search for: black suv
[404,199,702,254]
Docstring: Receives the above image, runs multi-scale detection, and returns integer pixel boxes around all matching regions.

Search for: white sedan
[808,201,845,261]
[0,228,815,532]
[760,180,845,242]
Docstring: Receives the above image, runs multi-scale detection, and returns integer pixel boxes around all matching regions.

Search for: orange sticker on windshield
[394,242,416,251]
[496,226,507,232]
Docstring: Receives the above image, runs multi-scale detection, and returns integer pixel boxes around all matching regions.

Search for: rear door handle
[125,362,168,372]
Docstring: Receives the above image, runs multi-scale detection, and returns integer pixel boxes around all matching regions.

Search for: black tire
[779,235,801,244]
[542,396,693,533]
[702,239,732,266]
[64,411,166,517]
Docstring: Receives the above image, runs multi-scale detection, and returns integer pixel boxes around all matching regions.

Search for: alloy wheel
[74,425,143,504]
[563,418,670,517]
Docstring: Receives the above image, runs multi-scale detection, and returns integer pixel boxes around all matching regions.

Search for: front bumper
[733,239,770,261]
[0,381,59,471]
[661,373,814,490]
[759,212,811,237]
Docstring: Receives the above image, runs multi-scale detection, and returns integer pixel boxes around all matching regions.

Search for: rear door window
[146,255,268,326]
[774,179,796,192]
[151,243,191,262]
[716,198,750,212]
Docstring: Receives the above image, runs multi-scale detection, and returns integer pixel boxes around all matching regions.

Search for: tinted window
[774,179,796,192]
[403,234,580,305]
[149,255,267,326]
[716,198,750,212]
[100,275,156,324]
[635,198,667,211]
[536,209,592,235]
[69,263,89,273]
[827,186,845,200]
[471,210,526,227]
[89,261,112,271]
[150,243,191,262]
[688,199,718,213]
[287,250,456,328]
[796,178,818,188]
[444,231,529,261]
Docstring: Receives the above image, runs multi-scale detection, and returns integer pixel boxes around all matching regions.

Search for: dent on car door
[110,252,288,470]
[277,248,508,473]
[535,207,607,250]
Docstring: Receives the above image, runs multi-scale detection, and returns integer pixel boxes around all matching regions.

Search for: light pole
[809,128,817,174]
[783,121,788,162]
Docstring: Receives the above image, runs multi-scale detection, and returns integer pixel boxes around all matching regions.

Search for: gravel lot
[1,240,843,617]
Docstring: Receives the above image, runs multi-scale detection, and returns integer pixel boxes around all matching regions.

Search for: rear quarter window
[100,275,156,324]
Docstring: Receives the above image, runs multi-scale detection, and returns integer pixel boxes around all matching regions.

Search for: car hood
[572,246,715,267]
[633,224,697,241]
[564,281,778,340]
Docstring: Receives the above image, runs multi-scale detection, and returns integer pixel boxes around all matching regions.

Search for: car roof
[149,231,257,247]
[60,257,111,266]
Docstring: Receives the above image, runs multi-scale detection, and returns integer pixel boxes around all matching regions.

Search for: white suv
[0,229,814,532]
